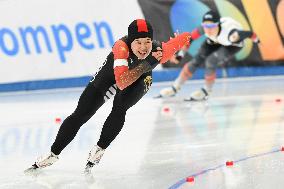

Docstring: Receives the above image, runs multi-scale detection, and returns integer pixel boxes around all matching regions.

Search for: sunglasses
[201,23,219,29]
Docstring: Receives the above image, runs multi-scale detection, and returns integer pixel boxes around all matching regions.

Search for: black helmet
[128,19,153,44]
[202,10,220,23]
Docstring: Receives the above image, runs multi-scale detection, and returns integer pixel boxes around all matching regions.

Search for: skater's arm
[159,32,191,64]
[229,29,260,43]
[113,31,191,90]
[191,27,204,42]
[114,63,154,90]
[179,27,203,51]
[113,40,160,90]
[170,28,202,63]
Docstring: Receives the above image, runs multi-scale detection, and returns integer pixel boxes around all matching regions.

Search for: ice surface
[0,76,284,189]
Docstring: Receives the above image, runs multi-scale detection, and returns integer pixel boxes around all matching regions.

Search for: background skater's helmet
[202,10,220,23]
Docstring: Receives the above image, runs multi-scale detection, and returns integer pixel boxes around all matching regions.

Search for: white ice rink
[0,76,284,189]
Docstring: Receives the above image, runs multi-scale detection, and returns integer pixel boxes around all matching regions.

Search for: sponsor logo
[144,76,152,92]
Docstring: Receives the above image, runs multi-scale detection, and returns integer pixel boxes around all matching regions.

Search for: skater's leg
[187,46,241,101]
[51,82,105,155]
[173,58,200,89]
[98,76,150,148]
[204,46,241,92]
[25,81,108,172]
[85,76,152,172]
[158,53,204,97]
[158,41,219,97]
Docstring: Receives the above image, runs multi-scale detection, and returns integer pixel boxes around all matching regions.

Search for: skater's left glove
[159,32,191,64]
[230,30,260,44]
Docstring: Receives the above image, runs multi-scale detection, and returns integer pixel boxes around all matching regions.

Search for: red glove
[160,32,191,64]
[251,32,260,44]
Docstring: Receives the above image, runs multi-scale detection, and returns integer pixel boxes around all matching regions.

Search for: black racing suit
[51,36,160,154]
[187,38,241,76]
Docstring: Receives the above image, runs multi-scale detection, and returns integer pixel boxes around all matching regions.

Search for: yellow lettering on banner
[242,0,284,60]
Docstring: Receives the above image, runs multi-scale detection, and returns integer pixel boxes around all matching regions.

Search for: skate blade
[84,166,95,184]
[84,167,91,175]
[24,165,40,176]
[153,94,175,99]
[84,162,94,175]
[184,97,207,102]
[184,97,196,101]
[153,94,163,99]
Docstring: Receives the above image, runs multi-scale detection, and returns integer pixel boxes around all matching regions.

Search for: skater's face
[131,37,153,59]
[202,21,219,38]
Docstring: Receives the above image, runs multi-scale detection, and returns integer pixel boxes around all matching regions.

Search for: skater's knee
[68,111,93,126]
[181,63,193,79]
[113,96,136,112]
[205,72,216,83]
[205,62,217,73]
[187,59,199,74]
[205,52,219,69]
[112,105,128,116]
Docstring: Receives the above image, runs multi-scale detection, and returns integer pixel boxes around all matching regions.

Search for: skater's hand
[251,32,260,44]
[170,55,180,64]
[159,32,191,64]
[170,32,179,40]
[166,32,181,64]
[229,31,240,43]
[170,47,187,64]
[152,47,163,62]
